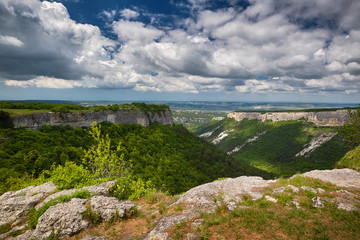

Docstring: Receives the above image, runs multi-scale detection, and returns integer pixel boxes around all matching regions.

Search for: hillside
[0,168,359,240]
[195,117,351,177]
[0,118,274,195]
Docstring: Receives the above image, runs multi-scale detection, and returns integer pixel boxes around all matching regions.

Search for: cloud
[0,35,24,47]
[120,9,140,20]
[0,0,359,100]
[5,76,82,88]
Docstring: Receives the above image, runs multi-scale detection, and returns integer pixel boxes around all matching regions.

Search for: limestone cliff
[227,109,351,126]
[12,109,173,130]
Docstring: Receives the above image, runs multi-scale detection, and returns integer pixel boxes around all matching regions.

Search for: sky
[0,0,359,103]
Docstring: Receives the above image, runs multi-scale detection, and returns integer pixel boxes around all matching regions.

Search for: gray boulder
[176,176,273,208]
[301,186,317,194]
[36,181,114,210]
[302,169,360,189]
[312,197,324,208]
[272,187,285,194]
[89,196,134,221]
[32,198,88,240]
[337,203,359,212]
[0,182,56,226]
[80,236,106,240]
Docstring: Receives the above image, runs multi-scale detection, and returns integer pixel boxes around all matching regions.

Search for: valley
[0,101,359,240]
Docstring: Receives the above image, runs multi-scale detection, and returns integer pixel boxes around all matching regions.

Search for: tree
[339,105,360,147]
[83,122,128,179]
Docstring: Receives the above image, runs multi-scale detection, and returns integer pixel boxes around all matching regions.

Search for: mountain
[195,115,351,177]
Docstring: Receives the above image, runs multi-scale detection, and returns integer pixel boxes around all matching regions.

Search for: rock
[190,219,203,229]
[0,182,56,226]
[289,200,302,209]
[186,232,200,240]
[32,198,88,240]
[337,203,359,212]
[80,236,106,240]
[7,230,34,240]
[36,181,113,210]
[301,169,360,189]
[287,185,300,193]
[176,176,272,208]
[272,187,285,194]
[90,196,134,221]
[336,189,357,197]
[316,188,325,194]
[265,195,278,203]
[227,202,237,211]
[144,214,188,240]
[301,186,317,194]
[312,197,324,208]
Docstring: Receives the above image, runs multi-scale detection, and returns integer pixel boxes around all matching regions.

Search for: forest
[0,115,274,195]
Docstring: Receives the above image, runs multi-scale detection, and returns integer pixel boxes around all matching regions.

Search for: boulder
[89,196,134,221]
[301,169,360,189]
[80,236,106,240]
[287,185,300,193]
[32,198,88,240]
[0,182,56,226]
[176,176,273,208]
[337,203,359,212]
[227,202,237,211]
[272,187,285,194]
[265,195,278,203]
[301,186,317,194]
[312,197,324,208]
[36,181,114,210]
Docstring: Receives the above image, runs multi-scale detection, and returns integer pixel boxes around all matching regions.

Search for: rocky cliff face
[227,110,351,126]
[12,110,173,130]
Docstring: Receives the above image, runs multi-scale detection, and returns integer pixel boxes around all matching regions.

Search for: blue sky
[0,0,359,103]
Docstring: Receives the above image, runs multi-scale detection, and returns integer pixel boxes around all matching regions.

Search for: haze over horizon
[0,0,359,103]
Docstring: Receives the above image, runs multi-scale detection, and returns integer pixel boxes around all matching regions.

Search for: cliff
[227,109,351,126]
[12,109,173,130]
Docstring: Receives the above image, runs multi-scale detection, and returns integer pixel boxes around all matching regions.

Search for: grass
[335,145,360,171]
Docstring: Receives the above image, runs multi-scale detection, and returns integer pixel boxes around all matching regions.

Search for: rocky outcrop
[12,109,173,130]
[0,181,134,240]
[32,198,89,240]
[228,110,352,126]
[89,196,134,221]
[0,182,56,226]
[1,168,359,240]
[301,168,360,189]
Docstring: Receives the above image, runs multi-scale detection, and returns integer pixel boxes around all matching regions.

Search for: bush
[110,177,156,200]
[46,161,92,190]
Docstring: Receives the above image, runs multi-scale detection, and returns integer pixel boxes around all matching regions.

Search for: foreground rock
[0,182,56,226]
[1,168,359,240]
[90,196,135,221]
[301,168,360,189]
[33,198,89,240]
[176,176,273,208]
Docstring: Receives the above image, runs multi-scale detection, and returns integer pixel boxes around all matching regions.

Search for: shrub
[110,177,156,200]
[46,161,92,190]
[83,122,128,179]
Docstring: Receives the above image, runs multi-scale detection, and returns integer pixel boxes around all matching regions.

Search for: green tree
[339,105,360,147]
[83,122,128,179]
